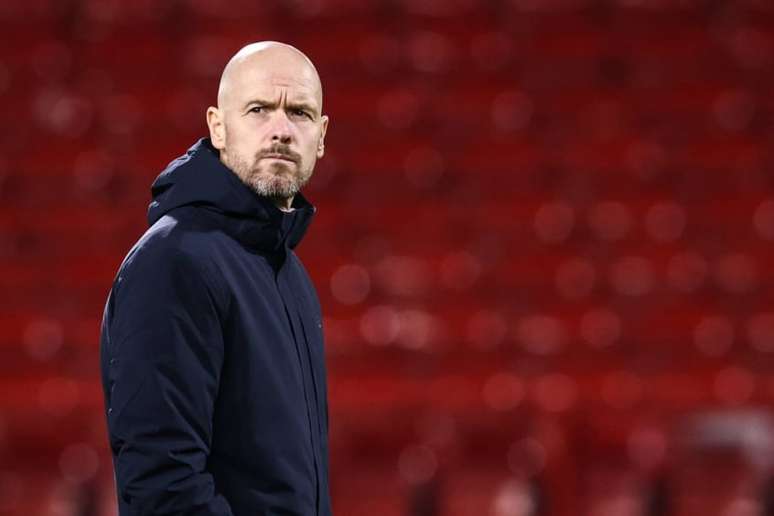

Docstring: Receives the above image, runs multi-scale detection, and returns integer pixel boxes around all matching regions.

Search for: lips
[262,153,296,162]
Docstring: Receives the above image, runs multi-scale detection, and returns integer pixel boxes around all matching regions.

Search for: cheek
[226,126,260,156]
[226,117,255,141]
[303,129,323,156]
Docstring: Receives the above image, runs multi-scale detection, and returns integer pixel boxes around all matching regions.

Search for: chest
[212,244,326,394]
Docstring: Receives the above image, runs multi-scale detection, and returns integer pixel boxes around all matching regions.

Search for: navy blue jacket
[100,138,332,516]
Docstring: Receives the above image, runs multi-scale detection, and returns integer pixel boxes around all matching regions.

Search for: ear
[316,115,329,159]
[206,106,226,150]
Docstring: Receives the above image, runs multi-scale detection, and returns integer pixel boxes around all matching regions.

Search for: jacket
[99,138,332,516]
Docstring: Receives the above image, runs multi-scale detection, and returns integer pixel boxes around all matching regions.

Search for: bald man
[100,42,333,516]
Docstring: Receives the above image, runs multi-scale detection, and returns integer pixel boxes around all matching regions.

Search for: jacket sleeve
[102,245,233,516]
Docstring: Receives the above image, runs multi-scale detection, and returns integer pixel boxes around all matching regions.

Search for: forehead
[230,58,321,106]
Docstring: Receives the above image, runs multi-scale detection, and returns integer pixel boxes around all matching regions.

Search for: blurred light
[609,256,655,296]
[59,443,99,484]
[752,199,774,240]
[644,201,686,243]
[482,373,525,411]
[747,313,774,353]
[439,251,481,290]
[491,478,536,516]
[534,201,575,244]
[396,309,438,350]
[580,308,622,349]
[470,31,512,71]
[693,316,735,357]
[491,90,533,132]
[725,498,762,516]
[666,251,708,293]
[554,257,596,300]
[377,89,419,129]
[601,371,643,409]
[713,253,758,294]
[533,374,577,413]
[38,377,81,417]
[466,310,508,350]
[408,31,453,73]
[375,255,430,297]
[712,90,756,132]
[33,89,93,136]
[588,201,632,241]
[24,318,63,361]
[359,305,400,346]
[588,495,643,516]
[516,315,565,355]
[48,483,78,515]
[403,146,445,189]
[330,264,370,305]
[398,445,437,485]
[714,367,755,406]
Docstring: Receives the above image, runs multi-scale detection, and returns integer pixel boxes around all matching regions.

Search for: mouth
[262,153,296,163]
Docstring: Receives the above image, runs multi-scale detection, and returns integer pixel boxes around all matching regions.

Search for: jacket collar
[147,138,315,252]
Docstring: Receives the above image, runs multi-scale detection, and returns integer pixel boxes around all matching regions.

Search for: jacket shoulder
[115,210,230,309]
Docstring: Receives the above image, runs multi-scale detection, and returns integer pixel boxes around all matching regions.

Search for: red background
[2,0,774,515]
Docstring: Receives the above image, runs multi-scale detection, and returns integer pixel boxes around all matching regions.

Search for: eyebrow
[243,98,319,116]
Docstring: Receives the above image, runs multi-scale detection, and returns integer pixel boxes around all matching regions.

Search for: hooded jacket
[100,138,332,516]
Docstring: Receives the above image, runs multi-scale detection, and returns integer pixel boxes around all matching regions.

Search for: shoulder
[115,209,229,306]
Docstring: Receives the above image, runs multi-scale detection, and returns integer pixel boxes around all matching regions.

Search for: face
[207,49,328,205]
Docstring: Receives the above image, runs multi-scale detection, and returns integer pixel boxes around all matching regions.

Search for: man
[99,41,332,515]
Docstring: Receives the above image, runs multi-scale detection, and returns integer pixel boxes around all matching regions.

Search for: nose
[269,111,292,144]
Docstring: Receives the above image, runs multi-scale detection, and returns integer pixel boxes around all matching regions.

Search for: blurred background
[2,0,774,515]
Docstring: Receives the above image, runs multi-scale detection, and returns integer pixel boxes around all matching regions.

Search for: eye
[291,108,311,119]
[248,106,264,114]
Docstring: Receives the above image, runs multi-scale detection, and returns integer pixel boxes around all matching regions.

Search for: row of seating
[1,402,770,515]
[4,0,774,514]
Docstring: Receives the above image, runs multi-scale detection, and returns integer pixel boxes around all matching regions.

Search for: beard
[223,146,312,200]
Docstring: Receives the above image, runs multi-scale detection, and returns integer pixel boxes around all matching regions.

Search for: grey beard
[247,173,303,199]
[224,153,307,200]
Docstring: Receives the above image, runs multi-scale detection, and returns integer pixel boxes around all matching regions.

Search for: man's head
[206,41,329,210]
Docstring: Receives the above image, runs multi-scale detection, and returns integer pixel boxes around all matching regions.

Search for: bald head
[216,41,323,113]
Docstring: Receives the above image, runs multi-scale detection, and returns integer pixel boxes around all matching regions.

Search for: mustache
[258,144,301,163]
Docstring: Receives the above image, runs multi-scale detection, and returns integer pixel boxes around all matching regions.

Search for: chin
[249,174,299,199]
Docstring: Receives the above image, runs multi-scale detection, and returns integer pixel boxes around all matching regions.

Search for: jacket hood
[147,138,315,252]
